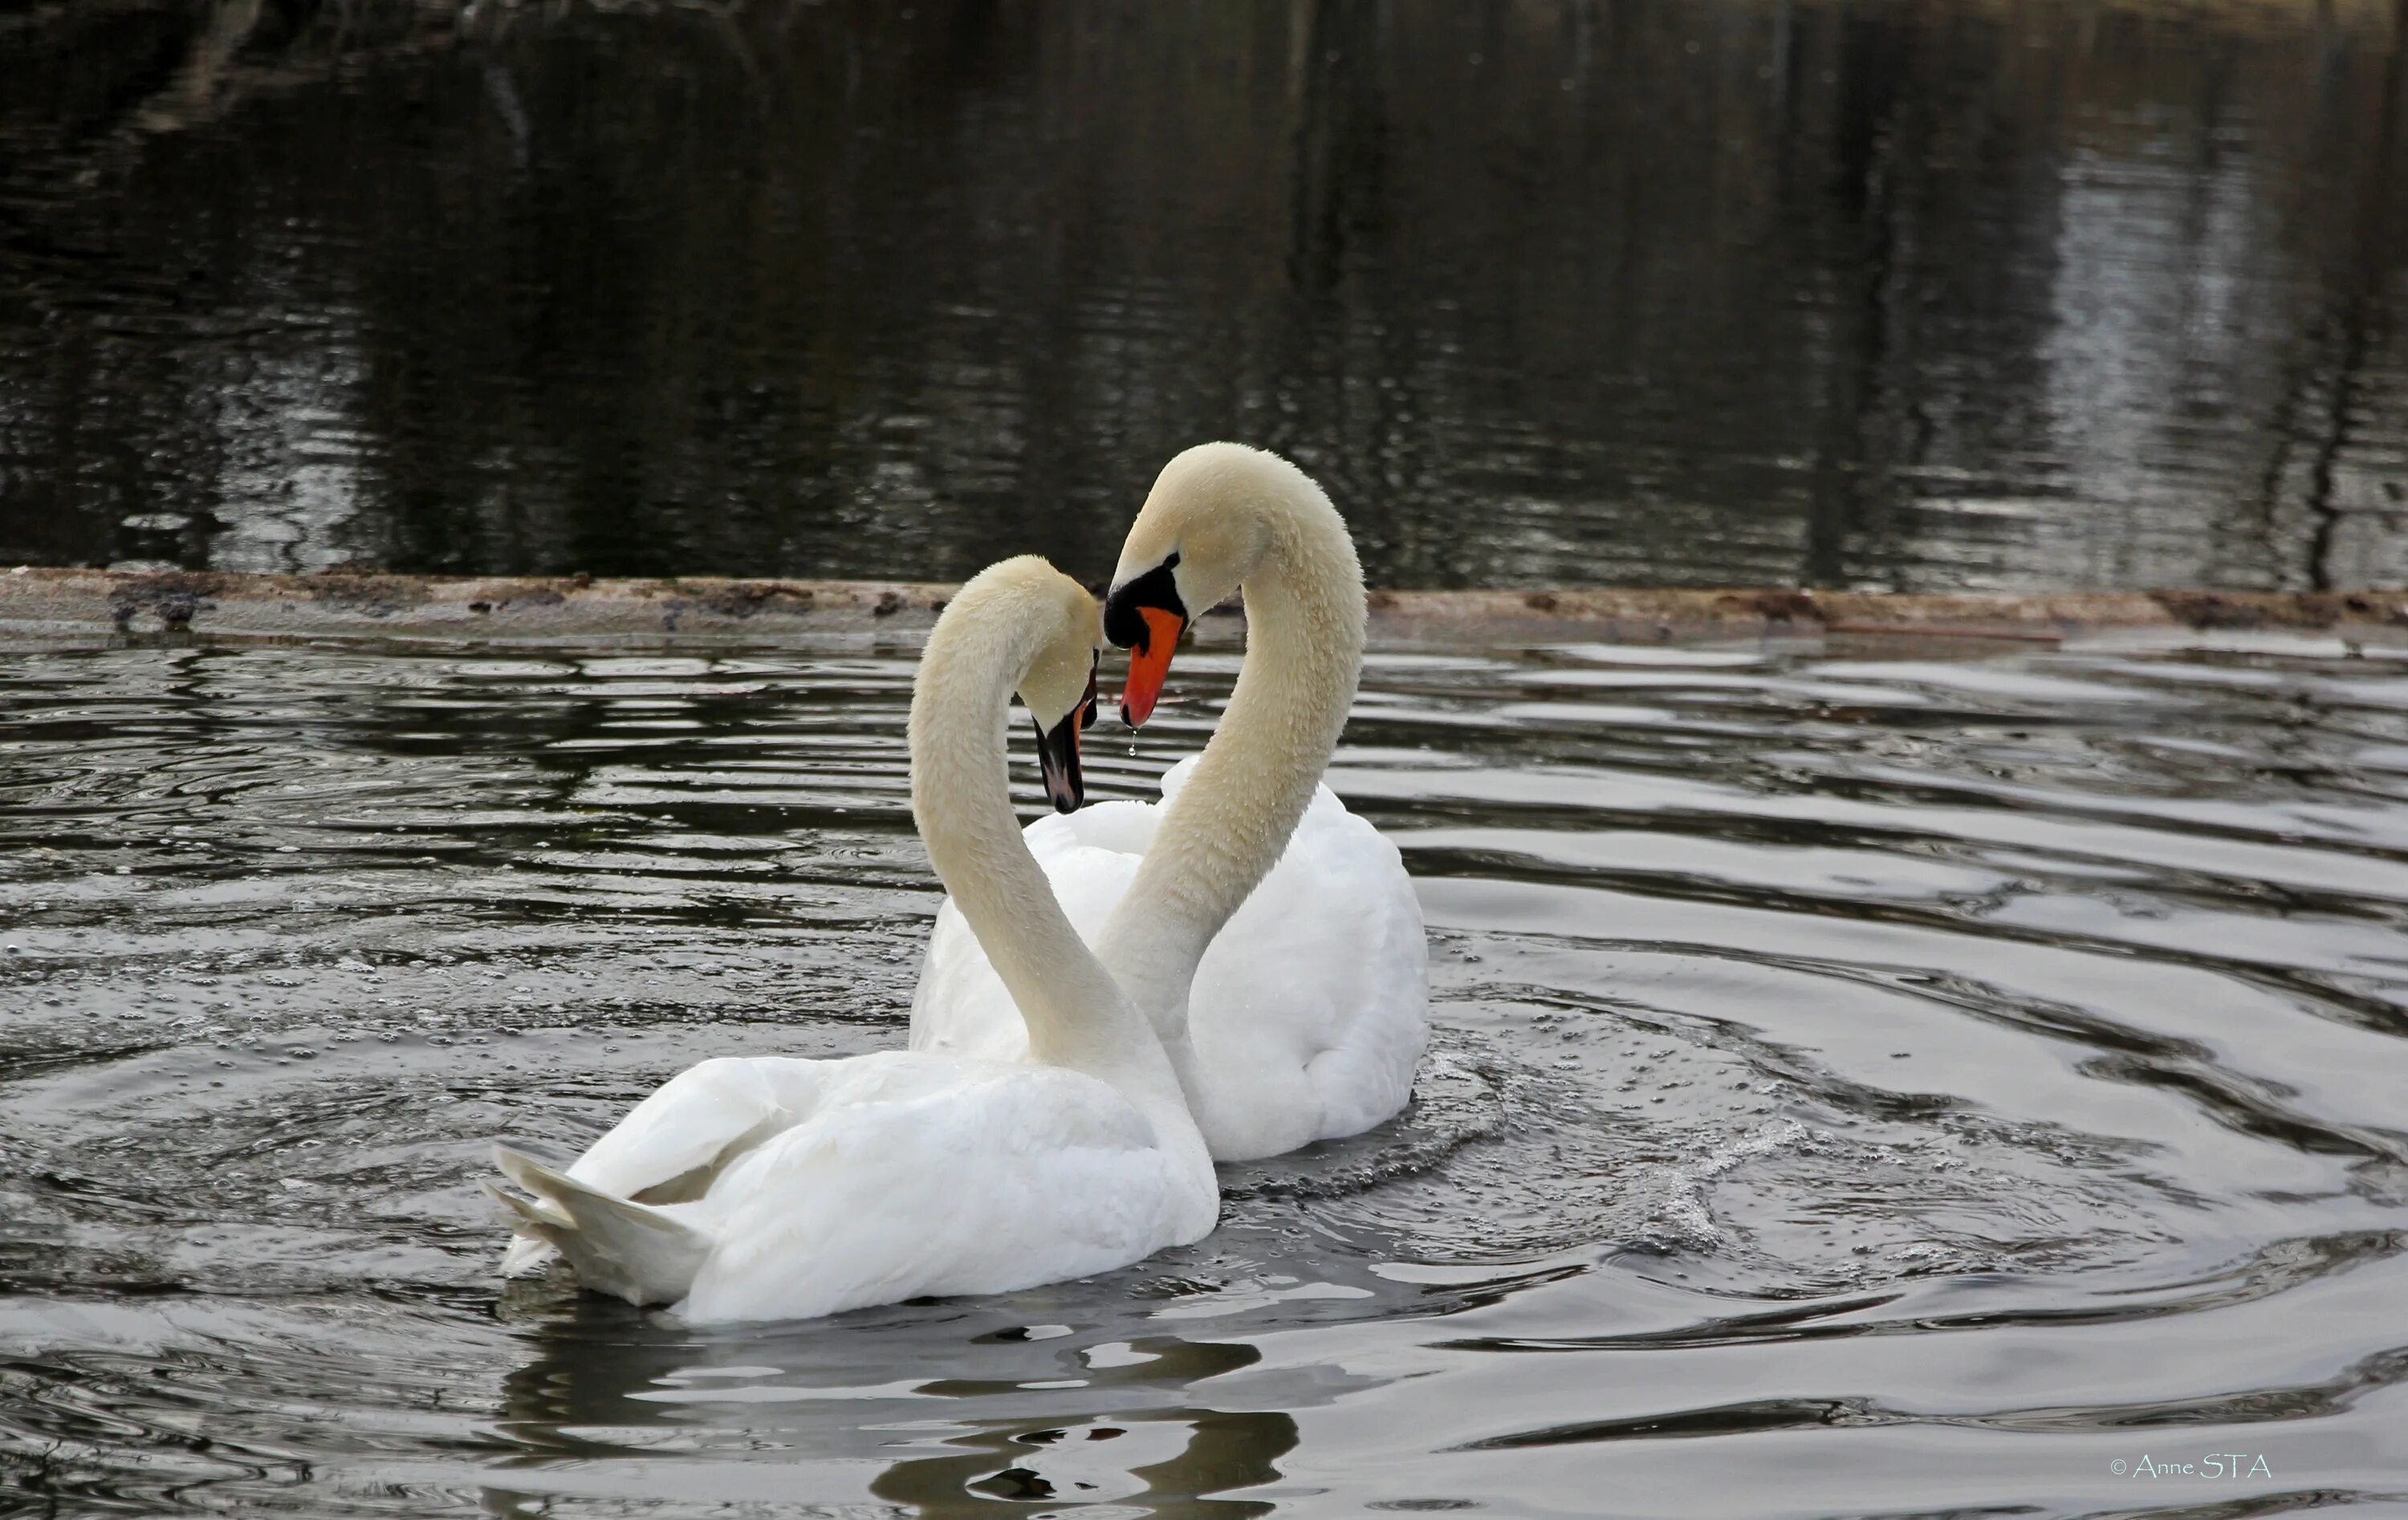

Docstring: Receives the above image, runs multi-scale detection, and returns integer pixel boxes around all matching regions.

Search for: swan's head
[1015,578,1104,815]
[1104,442,1313,725]
[919,556,1102,814]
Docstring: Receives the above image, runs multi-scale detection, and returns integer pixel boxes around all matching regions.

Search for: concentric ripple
[2,630,2406,1515]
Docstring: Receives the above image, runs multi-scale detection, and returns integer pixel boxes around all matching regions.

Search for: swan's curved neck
[910,619,1174,1092]
[1096,486,1366,1038]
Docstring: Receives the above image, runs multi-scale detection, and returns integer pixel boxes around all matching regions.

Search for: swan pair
[494,444,1428,1323]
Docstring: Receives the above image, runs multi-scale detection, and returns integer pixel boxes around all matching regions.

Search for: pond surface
[1,628,2405,1515]
[2,0,2406,591]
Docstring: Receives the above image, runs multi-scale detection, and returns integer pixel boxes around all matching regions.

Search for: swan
[489,557,1217,1323]
[911,443,1429,1162]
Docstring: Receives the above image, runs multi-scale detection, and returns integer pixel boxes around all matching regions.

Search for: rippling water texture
[2,0,2406,589]
[2,627,2406,1514]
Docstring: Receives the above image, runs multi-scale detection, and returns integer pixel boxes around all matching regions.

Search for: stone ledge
[2,567,2402,646]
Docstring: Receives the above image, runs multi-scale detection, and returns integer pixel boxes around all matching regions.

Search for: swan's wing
[677,1053,1209,1323]
[567,1055,834,1199]
[495,1055,832,1277]
[1291,807,1430,1136]
[1187,798,1430,1152]
[909,807,1151,1063]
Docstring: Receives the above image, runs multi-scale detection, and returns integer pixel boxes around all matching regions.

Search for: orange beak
[1119,606,1186,726]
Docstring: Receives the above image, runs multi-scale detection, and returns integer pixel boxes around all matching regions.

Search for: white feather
[911,755,1430,1160]
[490,558,1217,1322]
[494,1051,1207,1321]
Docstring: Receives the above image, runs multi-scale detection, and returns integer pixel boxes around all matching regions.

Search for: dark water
[2,626,2406,1514]
[2,0,2407,592]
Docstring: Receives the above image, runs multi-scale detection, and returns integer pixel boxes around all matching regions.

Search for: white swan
[912,444,1429,1162]
[490,557,1216,1323]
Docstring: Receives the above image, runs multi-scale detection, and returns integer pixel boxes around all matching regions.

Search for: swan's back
[501,1050,1213,1323]
[680,1053,1199,1321]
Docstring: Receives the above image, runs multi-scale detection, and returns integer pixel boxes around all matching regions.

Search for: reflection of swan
[484,1303,1299,1519]
[869,1404,1299,1517]
[914,443,1428,1161]
[490,558,1214,1323]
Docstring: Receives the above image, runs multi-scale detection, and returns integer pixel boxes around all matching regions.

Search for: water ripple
[2,633,2405,1513]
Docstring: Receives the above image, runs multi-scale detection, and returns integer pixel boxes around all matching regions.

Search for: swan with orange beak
[911,443,1429,1162]
[1104,554,1186,727]
[1101,445,1294,727]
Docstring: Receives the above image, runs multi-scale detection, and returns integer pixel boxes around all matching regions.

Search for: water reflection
[487,1293,1299,1515]
[0,0,2402,590]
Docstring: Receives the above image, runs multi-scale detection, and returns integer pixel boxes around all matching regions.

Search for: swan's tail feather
[490,1178,575,1278]
[491,1145,712,1307]
[498,1227,560,1279]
